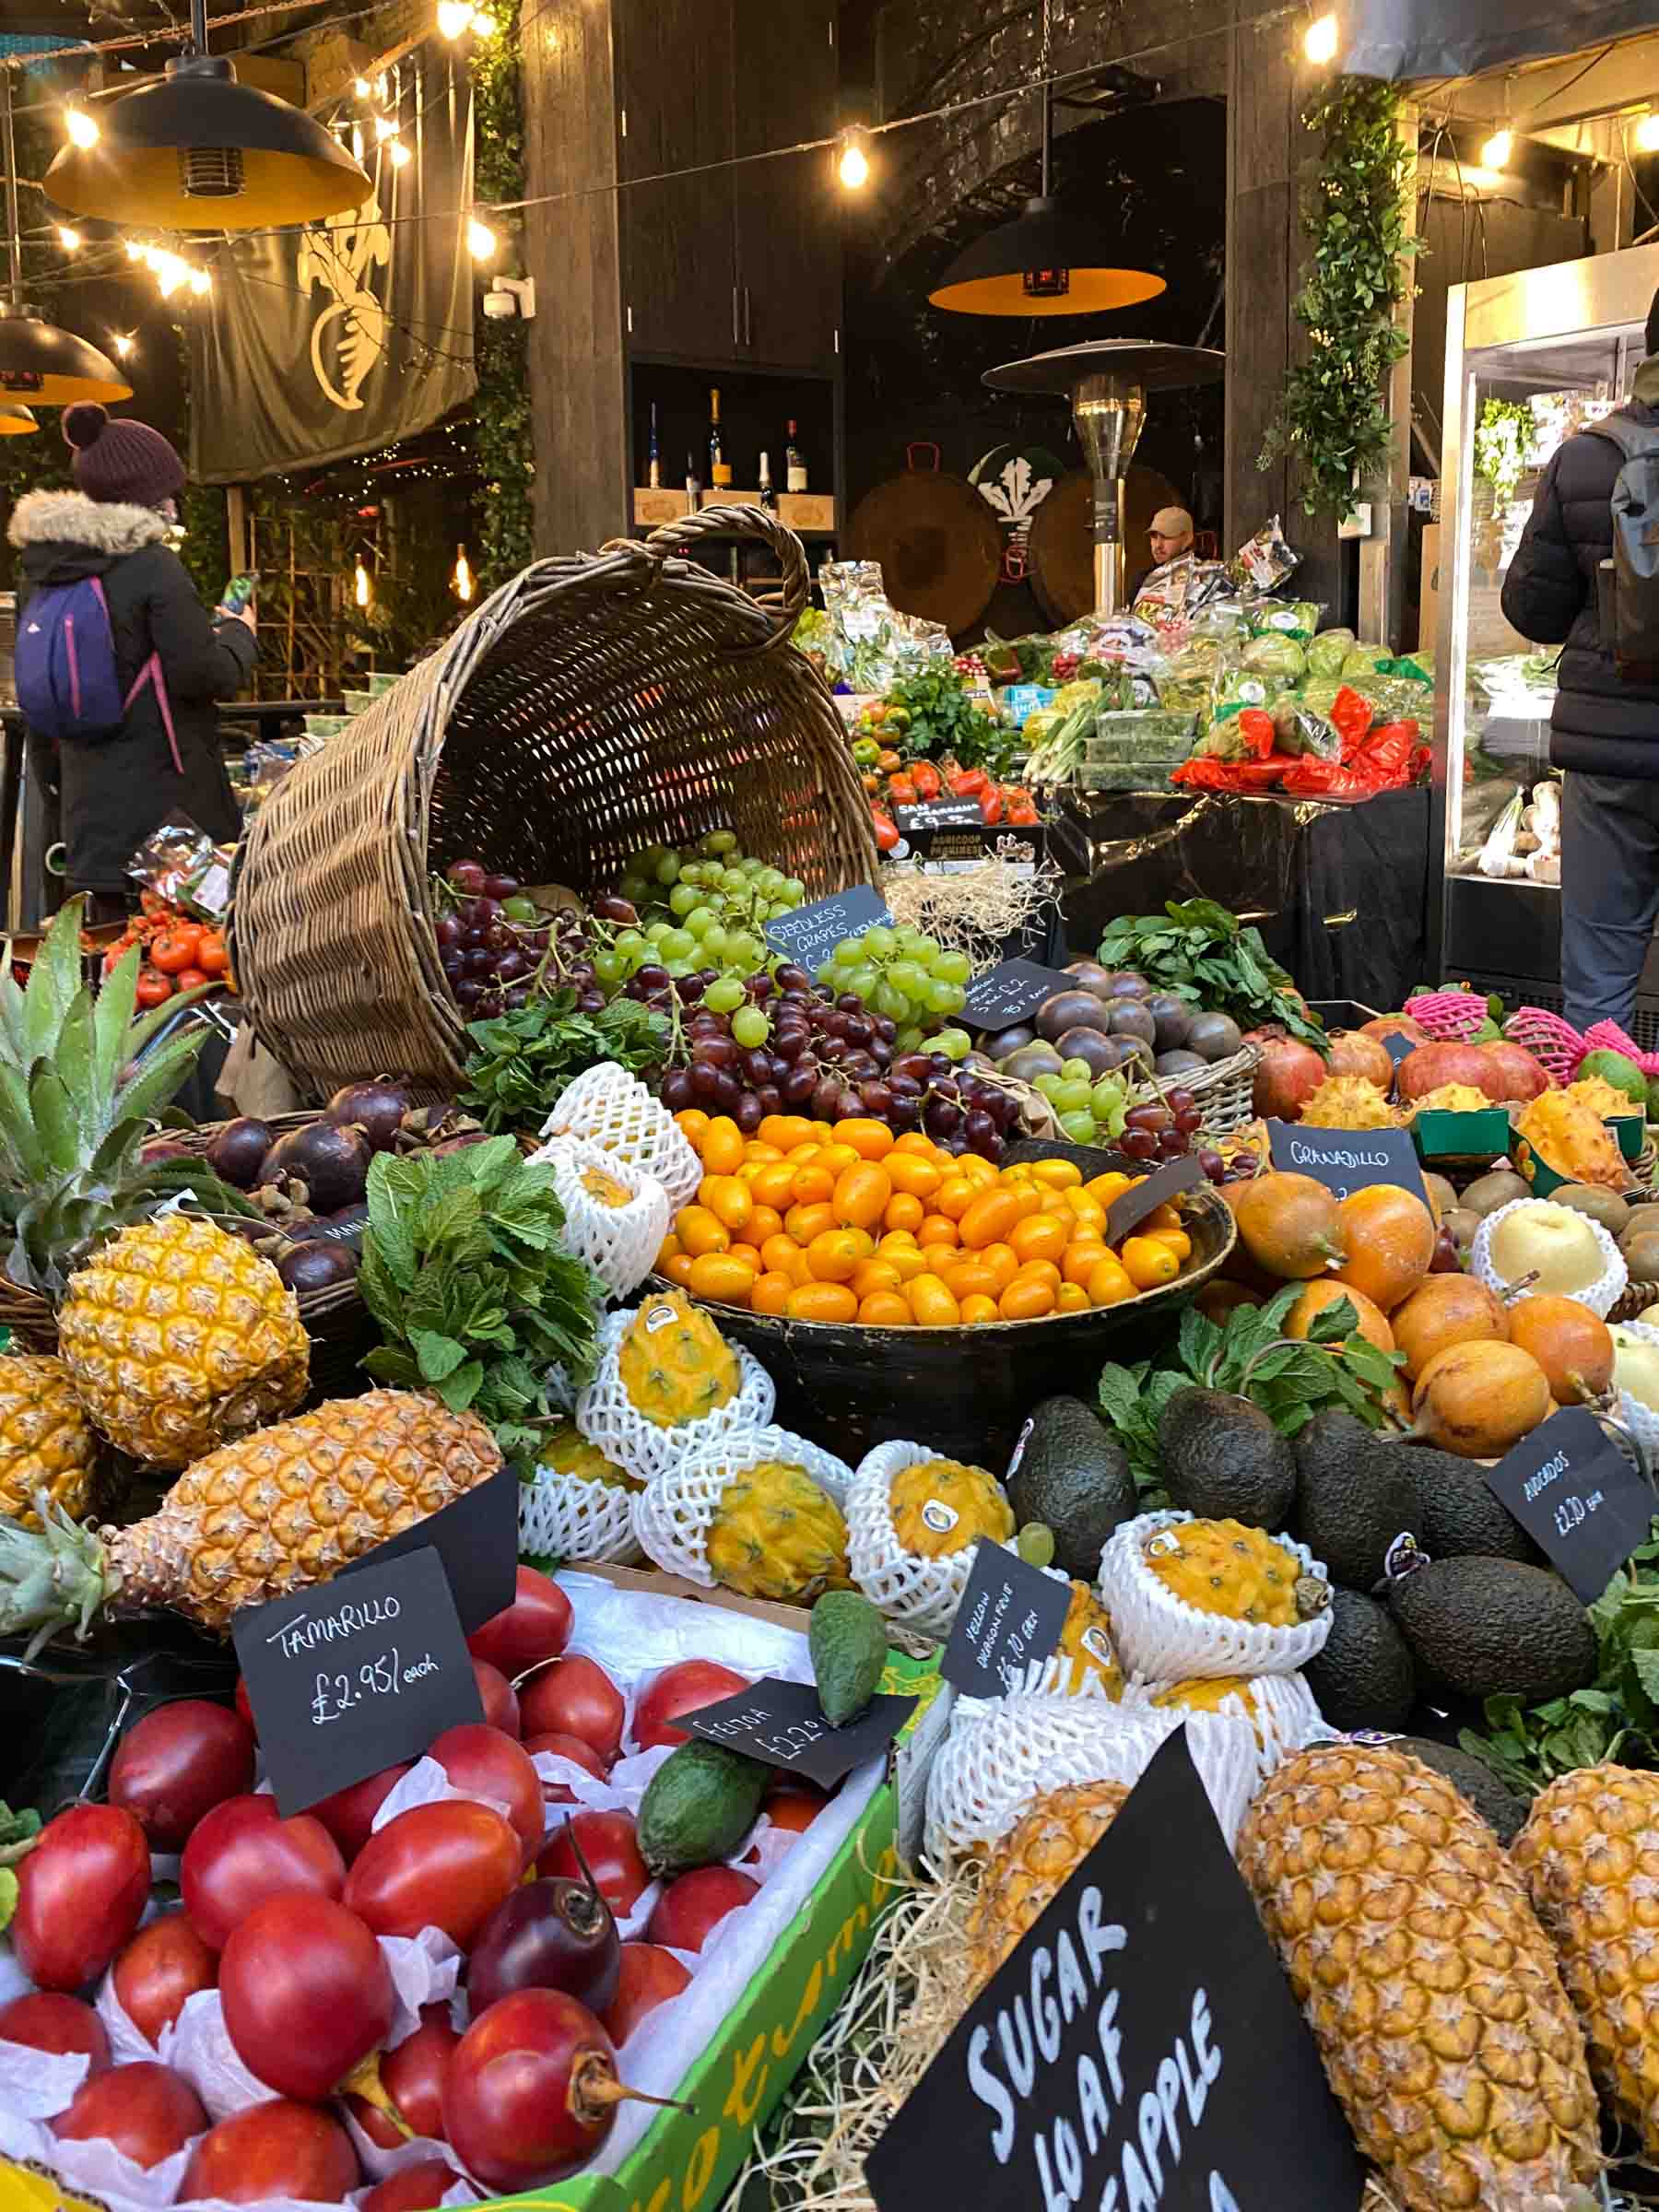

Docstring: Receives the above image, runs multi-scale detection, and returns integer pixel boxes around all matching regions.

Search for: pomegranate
[1325,1030,1394,1090]
[1245,1026,1327,1120]
[1359,1014,1429,1047]
[1477,1039,1550,1103]
[1394,1041,1496,1103]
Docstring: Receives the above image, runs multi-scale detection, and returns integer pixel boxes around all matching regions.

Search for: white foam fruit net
[1099,1510,1332,1680]
[1130,1669,1328,1780]
[924,1688,1261,1863]
[520,1463,642,1564]
[1609,1315,1659,1469]
[632,1423,854,1589]
[846,1438,1002,1641]
[540,1063,701,1208]
[527,1134,671,1300]
[576,1304,776,1487]
[1473,1195,1628,1319]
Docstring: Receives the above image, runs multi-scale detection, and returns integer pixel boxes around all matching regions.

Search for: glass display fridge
[1430,241,1659,1032]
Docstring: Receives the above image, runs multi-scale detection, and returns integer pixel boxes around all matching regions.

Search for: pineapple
[1142,1517,1324,1627]
[1513,1764,1659,2156]
[967,1783,1130,1992]
[57,1214,308,1468]
[889,1459,1013,1558]
[0,1354,98,1526]
[1055,1580,1122,1695]
[707,1460,851,1603]
[618,1293,738,1428]
[1238,1739,1601,2212]
[0,1389,500,1648]
[543,1419,641,1492]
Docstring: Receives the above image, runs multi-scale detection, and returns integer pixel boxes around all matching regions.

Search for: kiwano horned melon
[1517,1092,1630,1194]
[889,1458,1014,1557]
[618,1292,740,1427]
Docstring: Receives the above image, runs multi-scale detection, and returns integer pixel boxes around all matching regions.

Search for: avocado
[1159,1387,1296,1530]
[1386,1557,1595,1704]
[1403,1442,1543,1565]
[809,1591,888,1726]
[1290,1409,1419,1588]
[1394,1736,1529,1845]
[637,1739,770,1877]
[1301,1587,1416,1731]
[1580,1047,1648,1109]
[1007,1395,1137,1578]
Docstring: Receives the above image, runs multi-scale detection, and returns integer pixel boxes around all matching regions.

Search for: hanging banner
[1340,0,1656,79]
[189,52,475,482]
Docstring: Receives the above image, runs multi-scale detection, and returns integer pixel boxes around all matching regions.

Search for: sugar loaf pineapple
[543,1419,641,1492]
[0,1390,501,1647]
[618,1293,738,1427]
[707,1459,851,1603]
[968,1783,1130,1993]
[1513,1764,1659,2156]
[0,1354,98,1526]
[1239,1739,1600,2211]
[890,1458,1013,1558]
[1144,1517,1325,1627]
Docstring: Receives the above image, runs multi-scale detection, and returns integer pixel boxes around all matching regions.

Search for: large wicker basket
[230,509,877,1101]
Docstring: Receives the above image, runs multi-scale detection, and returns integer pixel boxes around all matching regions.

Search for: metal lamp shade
[0,311,131,405]
[44,57,372,231]
[0,402,38,435]
[929,197,1165,317]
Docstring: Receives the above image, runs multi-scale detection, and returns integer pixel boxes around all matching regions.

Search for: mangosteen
[1036,989,1112,1045]
[986,1024,1035,1056]
[1095,1035,1153,1074]
[260,1123,372,1212]
[1101,971,1152,1000]
[429,1129,492,1155]
[1144,993,1194,1052]
[1002,1041,1065,1085]
[1186,1011,1244,1064]
[324,1077,413,1153]
[1106,1001,1157,1046]
[277,1241,359,1295]
[1053,1028,1121,1079]
[1155,1049,1208,1077]
[206,1116,275,1190]
[1060,960,1115,1002]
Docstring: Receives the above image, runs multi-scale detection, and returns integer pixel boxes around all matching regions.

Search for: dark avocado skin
[1159,1386,1296,1529]
[1291,1410,1418,1589]
[1387,1556,1596,1704]
[1007,1394,1137,1579]
[1394,1737,1529,1845]
[1302,1586,1416,1732]
[1403,1442,1545,1565]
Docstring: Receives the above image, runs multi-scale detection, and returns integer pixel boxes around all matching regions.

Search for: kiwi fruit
[1552,1184,1631,1238]
[1462,1168,1531,1218]
[1622,1204,1659,1246]
[1443,1207,1481,1257]
[1622,1229,1659,1283]
[1423,1172,1457,1221]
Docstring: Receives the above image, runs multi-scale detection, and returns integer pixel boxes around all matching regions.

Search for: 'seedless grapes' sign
[763,885,892,973]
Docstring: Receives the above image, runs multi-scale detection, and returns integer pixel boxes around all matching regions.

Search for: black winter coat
[8,488,256,893]
[1500,368,1659,779]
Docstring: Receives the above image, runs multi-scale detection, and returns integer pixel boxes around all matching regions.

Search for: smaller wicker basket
[1185,1043,1259,1139]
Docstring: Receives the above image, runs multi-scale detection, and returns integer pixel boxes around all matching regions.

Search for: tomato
[647,1866,759,1952]
[345,1800,523,1949]
[382,2001,462,2138]
[12,1803,151,1991]
[112,1914,218,2045]
[871,808,900,853]
[220,1893,394,2101]
[195,931,229,976]
[632,1660,750,1751]
[0,1991,111,2069]
[761,1779,831,1834]
[427,1723,546,1860]
[535,1811,648,1917]
[51,2061,206,2170]
[980,786,1004,825]
[135,969,172,1008]
[173,966,209,992]
[309,1760,414,1862]
[524,1731,608,1806]
[442,1988,620,2191]
[517,1656,624,1766]
[601,1944,691,2046]
[887,775,917,806]
[108,1697,256,1849]
[182,2100,360,2205]
[910,760,942,800]
[233,1674,256,1734]
[149,924,203,975]
[467,1567,571,1679]
[472,1656,521,1736]
[181,1794,345,1951]
[361,2159,463,2212]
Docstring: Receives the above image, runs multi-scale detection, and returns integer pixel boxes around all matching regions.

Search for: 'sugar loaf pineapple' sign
[865,1732,1361,2212]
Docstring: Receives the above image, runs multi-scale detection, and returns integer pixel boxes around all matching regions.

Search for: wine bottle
[785,419,807,494]
[759,451,778,512]
[709,388,732,490]
[647,401,661,489]
[685,451,701,505]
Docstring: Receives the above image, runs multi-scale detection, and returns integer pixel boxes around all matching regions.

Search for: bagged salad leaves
[1242,632,1308,681]
[1306,627,1357,679]
[1246,597,1322,641]
[1269,696,1342,759]
[1340,641,1395,681]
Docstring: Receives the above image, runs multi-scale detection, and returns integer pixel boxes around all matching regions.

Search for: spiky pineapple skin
[104,1389,500,1630]
[707,1460,851,1602]
[967,1783,1130,1990]
[1144,1516,1303,1626]
[617,1293,738,1428]
[889,1459,1012,1558]
[0,1354,98,1525]
[1056,1580,1122,1695]
[544,1421,641,1492]
[1239,1740,1600,2212]
[1513,1764,1659,2155]
[58,1215,309,1468]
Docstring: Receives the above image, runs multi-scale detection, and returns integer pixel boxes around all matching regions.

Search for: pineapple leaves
[112,1032,211,1134]
[90,946,140,1124]
[20,902,87,1067]
[28,1065,84,1179]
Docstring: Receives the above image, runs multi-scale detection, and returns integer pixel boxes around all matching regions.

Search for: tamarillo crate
[229,508,877,1102]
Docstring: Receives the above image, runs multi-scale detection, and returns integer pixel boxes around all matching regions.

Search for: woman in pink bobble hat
[8,402,255,922]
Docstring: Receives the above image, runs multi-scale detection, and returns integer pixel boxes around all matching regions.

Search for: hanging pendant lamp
[43,0,372,231]
[929,79,1164,318]
[0,81,130,403]
[0,400,39,435]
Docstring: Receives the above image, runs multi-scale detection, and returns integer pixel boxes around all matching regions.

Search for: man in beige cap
[1129,505,1194,602]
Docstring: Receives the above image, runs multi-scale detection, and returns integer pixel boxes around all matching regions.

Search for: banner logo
[298,190,391,413]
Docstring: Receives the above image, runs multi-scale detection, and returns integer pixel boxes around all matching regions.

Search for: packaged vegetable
[1270,700,1342,760]
[1241,632,1308,681]
[1246,597,1322,641]
[1305,628,1357,680]
[1227,513,1299,593]
[1340,642,1395,680]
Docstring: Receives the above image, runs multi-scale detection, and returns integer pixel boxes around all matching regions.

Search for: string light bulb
[437,0,473,36]
[56,227,81,252]
[466,217,498,260]
[470,10,499,33]
[373,115,399,142]
[152,251,188,299]
[190,267,212,297]
[1303,13,1338,63]
[1482,127,1513,169]
[453,545,474,601]
[64,109,98,149]
[837,129,870,189]
[353,76,372,98]
[111,334,135,359]
[1636,112,1659,154]
[354,561,371,608]
[388,139,412,168]
[351,123,365,161]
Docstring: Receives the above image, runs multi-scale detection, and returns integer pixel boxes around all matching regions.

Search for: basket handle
[640,504,812,649]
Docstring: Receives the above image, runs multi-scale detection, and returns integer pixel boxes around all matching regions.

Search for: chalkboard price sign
[763,885,892,974]
[233,1544,485,1817]
[940,1538,1071,1697]
[1382,1030,1417,1071]
[1485,1406,1656,1603]
[1267,1119,1430,1205]
[679,1676,916,1789]
[959,958,1073,1033]
[1103,1153,1206,1244]
[894,798,986,832]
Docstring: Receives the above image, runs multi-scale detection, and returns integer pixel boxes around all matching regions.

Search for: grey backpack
[1589,410,1659,678]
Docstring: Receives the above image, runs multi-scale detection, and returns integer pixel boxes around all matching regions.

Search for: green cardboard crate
[1410,1106,1512,1161]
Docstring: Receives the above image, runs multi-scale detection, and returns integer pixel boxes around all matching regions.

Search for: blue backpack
[16,574,180,765]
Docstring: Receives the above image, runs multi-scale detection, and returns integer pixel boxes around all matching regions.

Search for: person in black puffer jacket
[1500,288,1659,1033]
[8,403,255,923]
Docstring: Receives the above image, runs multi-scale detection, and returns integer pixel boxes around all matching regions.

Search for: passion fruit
[1388,1275,1509,1382]
[1409,1340,1552,1457]
[1231,1172,1345,1280]
[1506,1295,1615,1404]
[1036,991,1112,1045]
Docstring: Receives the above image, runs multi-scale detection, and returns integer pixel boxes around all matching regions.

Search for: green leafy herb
[878,668,1019,778]
[358,1137,604,1459]
[460,990,669,1134]
[0,1800,41,1862]
[0,1867,16,1933]
[1094,900,1327,1051]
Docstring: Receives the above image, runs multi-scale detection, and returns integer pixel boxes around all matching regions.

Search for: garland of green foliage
[1473,397,1535,505]
[469,36,534,587]
[1260,77,1416,521]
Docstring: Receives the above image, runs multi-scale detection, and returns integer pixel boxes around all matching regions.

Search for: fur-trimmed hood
[7,488,171,556]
